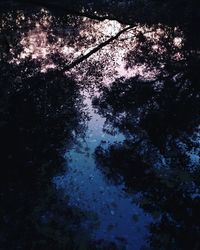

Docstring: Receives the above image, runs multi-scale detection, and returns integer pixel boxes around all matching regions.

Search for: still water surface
[54,90,153,249]
[1,7,199,250]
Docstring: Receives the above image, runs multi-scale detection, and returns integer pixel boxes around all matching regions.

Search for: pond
[1,5,200,250]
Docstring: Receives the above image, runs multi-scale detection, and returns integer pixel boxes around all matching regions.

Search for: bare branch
[61,25,134,73]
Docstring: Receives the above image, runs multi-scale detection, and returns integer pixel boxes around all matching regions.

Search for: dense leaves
[0,1,199,249]
[93,22,200,250]
[0,60,89,249]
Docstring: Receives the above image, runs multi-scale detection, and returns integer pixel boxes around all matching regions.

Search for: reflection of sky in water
[54,91,153,249]
[8,9,183,82]
[3,8,195,249]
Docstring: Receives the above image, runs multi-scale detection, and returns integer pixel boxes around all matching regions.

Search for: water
[1,7,200,250]
[54,91,153,249]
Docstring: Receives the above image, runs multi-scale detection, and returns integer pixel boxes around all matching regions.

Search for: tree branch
[61,25,134,73]
[1,1,135,73]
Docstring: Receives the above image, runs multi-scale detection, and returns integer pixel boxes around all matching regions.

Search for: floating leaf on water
[110,210,115,215]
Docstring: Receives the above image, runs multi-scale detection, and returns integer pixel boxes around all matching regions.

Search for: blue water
[54,90,153,249]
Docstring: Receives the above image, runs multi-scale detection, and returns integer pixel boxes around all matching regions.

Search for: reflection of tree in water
[0,8,132,249]
[1,2,200,250]
[2,7,187,85]
[0,59,90,249]
[94,50,200,249]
